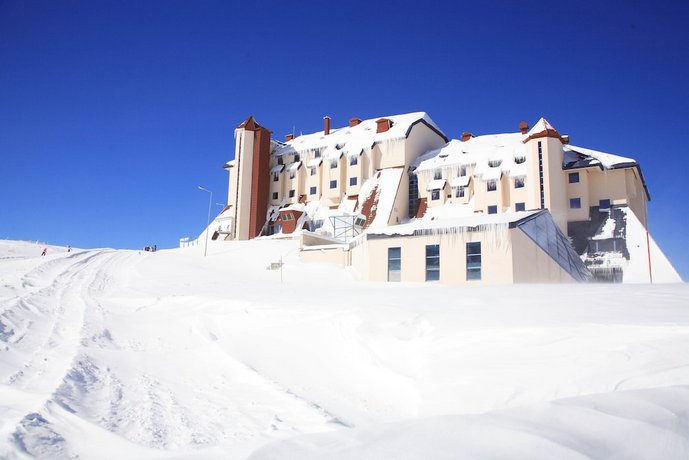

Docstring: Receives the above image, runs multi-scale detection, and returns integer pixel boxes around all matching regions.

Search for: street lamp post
[197,185,212,257]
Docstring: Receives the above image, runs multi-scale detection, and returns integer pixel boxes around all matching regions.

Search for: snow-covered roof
[368,210,540,237]
[286,161,302,172]
[273,112,446,159]
[271,164,285,173]
[563,145,636,170]
[306,158,322,168]
[415,134,527,182]
[450,176,470,188]
[427,179,447,191]
[526,117,558,138]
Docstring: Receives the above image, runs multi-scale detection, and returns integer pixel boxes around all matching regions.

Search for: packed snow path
[0,240,688,459]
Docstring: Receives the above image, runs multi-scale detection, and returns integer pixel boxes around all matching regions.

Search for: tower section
[227,116,271,240]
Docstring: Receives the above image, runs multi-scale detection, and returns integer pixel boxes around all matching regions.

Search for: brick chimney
[561,135,570,144]
[519,121,529,135]
[461,132,473,142]
[323,116,331,135]
[376,118,391,133]
[349,117,362,127]
[285,133,294,142]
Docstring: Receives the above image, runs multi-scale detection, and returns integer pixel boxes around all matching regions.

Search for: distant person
[41,247,47,256]
[67,245,72,253]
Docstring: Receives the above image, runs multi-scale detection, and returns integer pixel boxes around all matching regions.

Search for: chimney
[376,118,391,133]
[561,135,570,144]
[518,121,529,134]
[285,133,294,142]
[461,132,473,142]
[323,116,331,135]
[349,117,362,127]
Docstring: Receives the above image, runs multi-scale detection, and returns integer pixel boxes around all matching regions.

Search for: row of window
[271,179,360,201]
[569,198,611,210]
[387,242,482,282]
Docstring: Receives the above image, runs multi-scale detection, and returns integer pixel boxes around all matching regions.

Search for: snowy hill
[1,239,688,459]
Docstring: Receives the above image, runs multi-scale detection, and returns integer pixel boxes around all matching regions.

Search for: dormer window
[294,154,300,162]
[514,177,525,188]
[350,156,358,166]
[459,166,467,177]
[310,167,316,176]
[272,172,279,182]
[514,156,526,164]
[330,159,338,169]
[314,149,321,158]
[488,159,502,168]
[277,157,283,165]
[487,180,497,192]
[433,170,442,180]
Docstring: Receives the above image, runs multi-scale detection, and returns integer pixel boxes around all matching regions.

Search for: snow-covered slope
[1,239,688,459]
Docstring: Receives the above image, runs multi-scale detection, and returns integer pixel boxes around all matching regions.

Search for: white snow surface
[564,144,636,169]
[1,239,688,459]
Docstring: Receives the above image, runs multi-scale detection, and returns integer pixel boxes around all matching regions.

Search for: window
[569,172,580,184]
[350,156,358,166]
[434,170,442,180]
[514,156,526,164]
[515,202,525,212]
[425,244,440,281]
[289,189,295,198]
[599,199,611,210]
[456,187,465,198]
[330,159,338,169]
[309,219,324,232]
[387,247,401,282]
[488,159,502,168]
[466,242,481,280]
[294,154,300,162]
[282,213,293,221]
[487,205,498,214]
[272,192,278,200]
[408,172,418,218]
[310,167,317,176]
[349,177,357,186]
[277,157,284,165]
[310,186,317,195]
[314,149,321,158]
[459,166,467,177]
[272,172,279,182]
[570,197,581,209]
[538,142,545,208]
[431,189,440,200]
[330,180,337,189]
[514,177,525,188]
[537,141,542,155]
[487,180,497,192]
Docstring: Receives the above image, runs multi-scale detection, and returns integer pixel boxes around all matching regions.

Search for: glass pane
[426,257,440,269]
[467,268,481,280]
[388,270,401,282]
[426,269,440,281]
[426,245,440,257]
[388,247,401,258]
[388,259,401,271]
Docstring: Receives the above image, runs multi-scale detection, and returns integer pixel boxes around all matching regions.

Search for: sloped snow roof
[286,161,302,172]
[271,164,285,173]
[526,117,558,137]
[415,134,527,182]
[306,158,323,168]
[368,210,540,236]
[563,145,636,169]
[273,112,446,159]
[427,179,447,191]
[450,176,470,188]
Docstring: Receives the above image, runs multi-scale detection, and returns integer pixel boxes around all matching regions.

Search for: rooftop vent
[324,116,331,135]
[461,132,473,142]
[285,133,295,142]
[376,118,392,133]
[349,117,362,127]
[519,121,529,134]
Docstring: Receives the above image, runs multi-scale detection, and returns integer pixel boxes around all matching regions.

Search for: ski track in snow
[0,239,688,459]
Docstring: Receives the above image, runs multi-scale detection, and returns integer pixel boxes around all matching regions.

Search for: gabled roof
[523,117,566,143]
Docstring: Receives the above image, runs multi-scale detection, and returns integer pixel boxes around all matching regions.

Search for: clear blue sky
[1,1,688,280]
